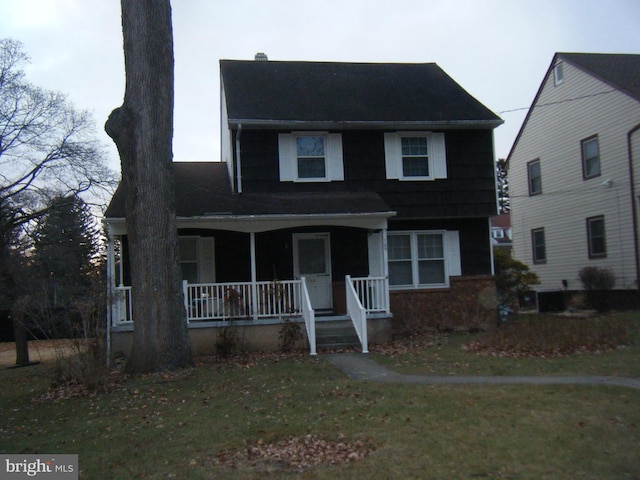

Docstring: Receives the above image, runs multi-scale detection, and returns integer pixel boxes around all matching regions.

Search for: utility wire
[498,89,618,115]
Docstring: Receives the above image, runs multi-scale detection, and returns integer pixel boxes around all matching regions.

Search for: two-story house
[104,57,503,356]
[508,53,640,310]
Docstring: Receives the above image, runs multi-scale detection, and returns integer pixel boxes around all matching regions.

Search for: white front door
[293,233,332,310]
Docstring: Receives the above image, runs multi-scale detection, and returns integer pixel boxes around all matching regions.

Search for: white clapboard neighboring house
[507,53,640,310]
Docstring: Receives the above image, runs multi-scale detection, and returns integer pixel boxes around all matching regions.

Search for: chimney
[254,52,268,61]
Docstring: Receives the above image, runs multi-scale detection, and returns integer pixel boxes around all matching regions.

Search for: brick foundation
[389,275,497,334]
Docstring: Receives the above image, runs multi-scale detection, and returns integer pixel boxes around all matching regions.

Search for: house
[490,213,512,253]
[104,57,503,356]
[507,53,640,311]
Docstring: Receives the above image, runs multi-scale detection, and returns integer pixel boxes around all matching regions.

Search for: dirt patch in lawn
[0,339,78,367]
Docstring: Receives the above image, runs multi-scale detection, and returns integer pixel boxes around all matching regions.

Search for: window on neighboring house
[278,132,344,182]
[582,136,601,179]
[491,229,504,239]
[587,216,606,258]
[388,231,461,288]
[527,159,542,195]
[384,132,447,180]
[531,228,546,264]
[553,63,564,86]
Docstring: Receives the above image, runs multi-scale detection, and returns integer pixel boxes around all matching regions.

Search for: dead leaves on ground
[215,434,375,471]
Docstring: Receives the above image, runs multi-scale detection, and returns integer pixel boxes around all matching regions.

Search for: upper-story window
[581,135,601,179]
[553,63,564,86]
[278,132,344,182]
[384,132,447,181]
[527,159,542,195]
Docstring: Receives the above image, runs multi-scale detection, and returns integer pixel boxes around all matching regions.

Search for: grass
[374,311,640,378]
[0,313,639,479]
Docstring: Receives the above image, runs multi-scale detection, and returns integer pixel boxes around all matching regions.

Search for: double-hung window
[388,231,460,288]
[178,236,216,283]
[278,132,344,182]
[384,132,447,180]
[587,216,606,258]
[581,136,601,179]
[527,159,542,195]
[531,228,546,264]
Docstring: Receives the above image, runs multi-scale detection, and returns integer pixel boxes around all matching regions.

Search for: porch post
[382,227,390,313]
[250,232,258,320]
[105,228,116,366]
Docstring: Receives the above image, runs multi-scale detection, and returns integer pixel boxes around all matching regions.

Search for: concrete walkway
[323,353,640,390]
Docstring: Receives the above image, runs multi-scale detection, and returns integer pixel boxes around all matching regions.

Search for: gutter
[226,119,504,130]
[628,123,640,290]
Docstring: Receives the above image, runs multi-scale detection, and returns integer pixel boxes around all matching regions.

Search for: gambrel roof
[559,53,640,102]
[220,60,503,129]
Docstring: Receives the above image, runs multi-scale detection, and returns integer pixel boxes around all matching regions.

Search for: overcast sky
[1,0,639,175]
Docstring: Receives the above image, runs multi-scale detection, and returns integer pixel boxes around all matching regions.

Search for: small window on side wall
[527,159,542,195]
[553,63,564,86]
[581,136,601,179]
[587,216,606,258]
[531,228,546,264]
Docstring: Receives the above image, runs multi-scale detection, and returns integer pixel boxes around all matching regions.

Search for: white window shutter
[431,133,447,179]
[199,237,216,283]
[384,133,401,179]
[445,230,461,276]
[278,133,296,181]
[326,134,344,181]
[367,232,384,276]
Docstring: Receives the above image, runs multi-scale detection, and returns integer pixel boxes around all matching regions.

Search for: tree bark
[105,0,191,373]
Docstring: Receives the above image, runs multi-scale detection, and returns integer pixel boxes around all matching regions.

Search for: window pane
[298,238,327,274]
[582,138,600,178]
[402,157,429,177]
[388,235,411,260]
[418,234,443,259]
[181,263,198,284]
[296,136,325,157]
[297,157,326,178]
[532,229,546,263]
[401,137,428,155]
[389,261,413,286]
[528,160,541,195]
[179,238,198,261]
[588,217,606,257]
[419,259,445,284]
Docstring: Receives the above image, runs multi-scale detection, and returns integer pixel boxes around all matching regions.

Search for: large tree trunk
[105,0,191,373]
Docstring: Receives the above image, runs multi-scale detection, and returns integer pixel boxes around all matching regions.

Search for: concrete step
[316,321,361,350]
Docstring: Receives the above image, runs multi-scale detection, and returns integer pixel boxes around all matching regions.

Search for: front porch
[109,275,391,355]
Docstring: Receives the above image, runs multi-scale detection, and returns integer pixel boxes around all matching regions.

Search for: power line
[498,89,617,115]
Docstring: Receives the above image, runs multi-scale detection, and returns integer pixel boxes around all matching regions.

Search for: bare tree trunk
[105,0,191,373]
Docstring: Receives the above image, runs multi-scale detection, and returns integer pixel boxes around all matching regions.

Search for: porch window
[278,132,344,182]
[384,132,447,180]
[388,230,459,288]
[178,236,216,283]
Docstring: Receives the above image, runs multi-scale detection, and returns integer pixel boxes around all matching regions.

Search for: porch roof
[105,162,395,231]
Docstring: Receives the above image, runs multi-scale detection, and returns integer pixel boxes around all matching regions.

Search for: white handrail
[299,277,316,355]
[345,275,368,353]
[350,276,389,313]
[112,286,133,325]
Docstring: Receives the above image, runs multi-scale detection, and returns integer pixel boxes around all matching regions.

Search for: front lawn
[0,313,639,479]
[373,311,640,377]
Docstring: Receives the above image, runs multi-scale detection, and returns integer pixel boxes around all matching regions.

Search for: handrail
[112,286,133,325]
[349,276,389,313]
[345,275,368,353]
[299,277,316,355]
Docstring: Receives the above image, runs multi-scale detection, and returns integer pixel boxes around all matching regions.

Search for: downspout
[235,123,243,194]
[627,123,640,290]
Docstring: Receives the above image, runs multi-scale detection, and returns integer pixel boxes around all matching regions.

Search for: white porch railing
[183,280,303,321]
[300,277,316,356]
[349,276,390,313]
[345,275,368,353]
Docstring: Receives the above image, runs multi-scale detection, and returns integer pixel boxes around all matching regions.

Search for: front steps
[315,320,361,351]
